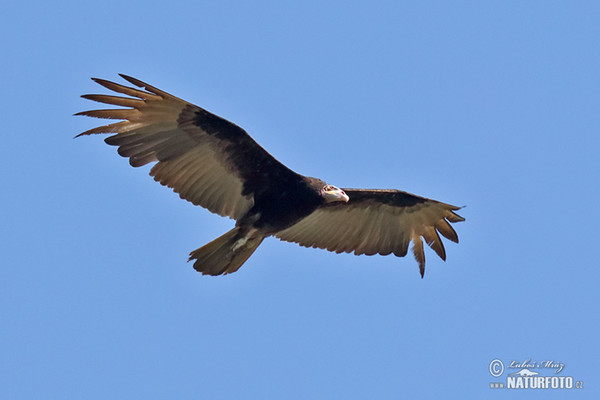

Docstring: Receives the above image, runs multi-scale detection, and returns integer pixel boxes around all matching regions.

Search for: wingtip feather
[411,235,426,278]
[118,74,175,99]
[435,219,459,243]
[119,73,143,87]
[446,210,465,223]
[422,226,445,261]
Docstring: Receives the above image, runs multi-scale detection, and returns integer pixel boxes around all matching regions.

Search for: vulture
[76,75,464,277]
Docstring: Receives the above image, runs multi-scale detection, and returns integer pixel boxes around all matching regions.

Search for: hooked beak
[321,186,350,203]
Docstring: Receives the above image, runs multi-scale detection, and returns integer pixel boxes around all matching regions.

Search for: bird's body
[77,75,464,277]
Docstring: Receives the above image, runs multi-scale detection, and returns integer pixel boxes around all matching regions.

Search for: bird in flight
[77,75,464,277]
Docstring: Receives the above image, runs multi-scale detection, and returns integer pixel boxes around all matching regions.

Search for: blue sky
[1,1,598,398]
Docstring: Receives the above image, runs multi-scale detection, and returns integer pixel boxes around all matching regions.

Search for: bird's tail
[188,227,265,275]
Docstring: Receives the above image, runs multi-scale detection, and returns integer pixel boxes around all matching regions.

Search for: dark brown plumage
[77,75,464,277]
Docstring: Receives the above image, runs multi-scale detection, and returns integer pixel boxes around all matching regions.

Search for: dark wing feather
[274,189,464,277]
[76,75,300,220]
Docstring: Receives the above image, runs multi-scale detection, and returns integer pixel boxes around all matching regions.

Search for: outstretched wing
[274,189,464,277]
[76,75,301,220]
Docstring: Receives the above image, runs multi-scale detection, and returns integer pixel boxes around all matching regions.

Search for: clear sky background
[1,1,598,399]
